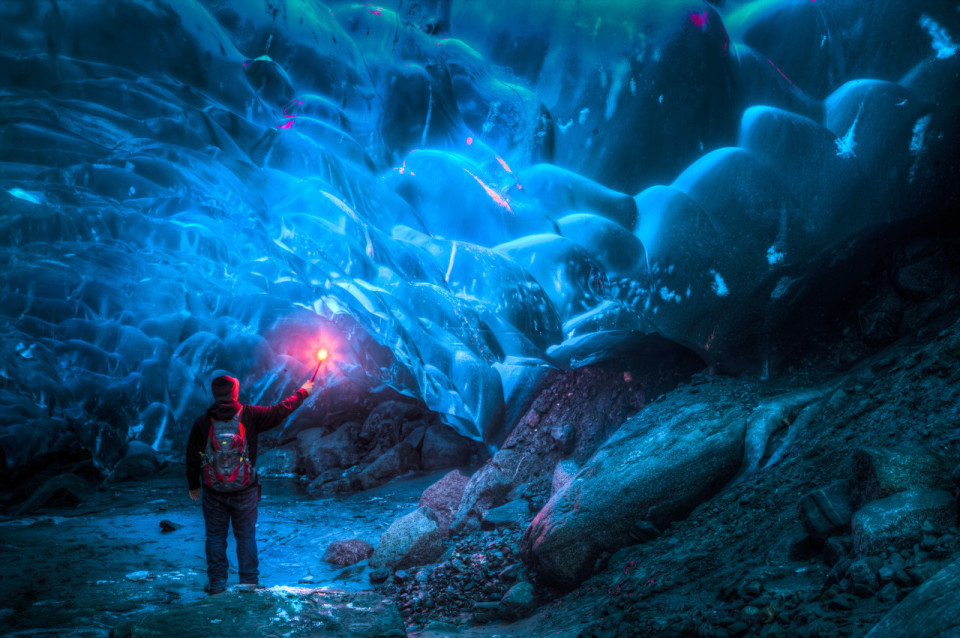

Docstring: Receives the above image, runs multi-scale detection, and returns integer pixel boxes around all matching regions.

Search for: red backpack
[201,411,255,491]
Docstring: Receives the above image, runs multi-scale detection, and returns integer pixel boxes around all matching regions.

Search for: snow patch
[910,114,932,153]
[919,14,958,59]
[709,270,729,297]
[835,101,863,159]
[909,114,933,182]
[766,245,786,266]
[659,286,682,303]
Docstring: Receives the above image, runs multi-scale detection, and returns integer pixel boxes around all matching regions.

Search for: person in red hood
[186,374,313,594]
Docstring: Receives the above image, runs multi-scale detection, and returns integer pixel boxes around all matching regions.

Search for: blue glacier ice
[1,0,957,471]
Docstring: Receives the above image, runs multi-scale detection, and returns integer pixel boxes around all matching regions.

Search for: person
[186,374,313,594]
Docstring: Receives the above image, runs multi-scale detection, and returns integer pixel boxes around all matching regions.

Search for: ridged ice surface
[1,0,957,466]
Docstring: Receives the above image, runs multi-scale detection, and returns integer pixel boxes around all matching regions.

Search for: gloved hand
[300,380,314,396]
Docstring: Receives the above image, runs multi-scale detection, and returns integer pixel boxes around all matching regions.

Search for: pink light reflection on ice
[278,99,303,130]
[765,58,800,91]
[465,170,513,214]
[689,11,709,31]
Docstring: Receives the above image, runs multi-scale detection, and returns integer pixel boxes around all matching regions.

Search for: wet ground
[0,467,443,637]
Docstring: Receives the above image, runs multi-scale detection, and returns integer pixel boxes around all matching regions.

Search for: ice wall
[1,0,957,469]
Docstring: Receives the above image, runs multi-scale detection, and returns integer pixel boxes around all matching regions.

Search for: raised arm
[247,381,313,433]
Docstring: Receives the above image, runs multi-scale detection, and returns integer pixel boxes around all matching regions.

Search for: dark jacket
[186,389,308,491]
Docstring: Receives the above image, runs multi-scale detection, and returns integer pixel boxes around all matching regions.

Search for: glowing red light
[466,136,473,145]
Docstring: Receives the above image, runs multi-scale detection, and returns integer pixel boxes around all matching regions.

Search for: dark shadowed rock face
[866,557,960,638]
[109,587,405,637]
[520,378,754,589]
[453,360,700,531]
[286,396,488,494]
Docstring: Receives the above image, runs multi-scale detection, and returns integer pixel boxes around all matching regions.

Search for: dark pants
[201,486,260,587]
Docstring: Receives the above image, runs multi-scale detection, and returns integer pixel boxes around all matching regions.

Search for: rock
[357,441,419,490]
[798,480,857,538]
[159,520,181,533]
[866,558,960,637]
[419,424,483,471]
[14,473,90,515]
[472,601,501,623]
[481,500,530,530]
[822,536,852,567]
[452,456,515,532]
[297,424,361,479]
[111,442,164,482]
[551,459,578,497]
[419,470,471,536]
[853,447,952,502]
[520,382,752,589]
[452,365,685,532]
[847,558,879,595]
[851,489,957,555]
[877,582,899,604]
[370,506,443,570]
[401,425,426,450]
[359,401,425,451]
[368,568,390,584]
[256,442,299,476]
[498,581,536,620]
[109,587,405,637]
[323,539,374,567]
[857,290,905,347]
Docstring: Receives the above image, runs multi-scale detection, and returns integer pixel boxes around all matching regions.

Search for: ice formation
[1,0,956,468]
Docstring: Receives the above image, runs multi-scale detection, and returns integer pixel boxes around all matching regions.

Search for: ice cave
[1,0,959,635]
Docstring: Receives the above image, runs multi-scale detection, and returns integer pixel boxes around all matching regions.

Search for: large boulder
[452,365,689,531]
[419,470,471,536]
[297,423,361,479]
[853,447,953,502]
[256,442,299,476]
[323,539,375,567]
[520,381,753,589]
[482,499,531,530]
[865,557,960,638]
[851,488,957,555]
[370,506,443,571]
[110,441,165,482]
[419,424,484,471]
[357,441,419,490]
[359,400,429,456]
[798,480,858,539]
[551,459,579,497]
[109,587,405,637]
[14,473,92,516]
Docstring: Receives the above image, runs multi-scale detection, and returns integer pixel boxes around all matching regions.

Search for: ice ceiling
[1,0,957,467]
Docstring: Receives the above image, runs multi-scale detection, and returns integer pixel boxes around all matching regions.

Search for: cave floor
[0,469,443,637]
